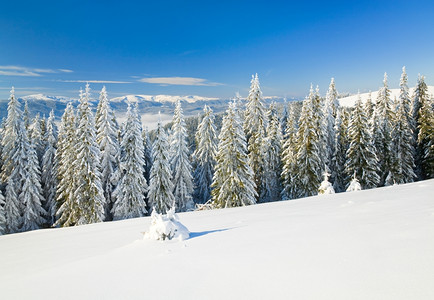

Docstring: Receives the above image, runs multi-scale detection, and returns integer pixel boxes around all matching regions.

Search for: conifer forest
[0,68,433,235]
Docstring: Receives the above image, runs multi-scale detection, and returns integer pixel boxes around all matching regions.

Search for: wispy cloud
[0,65,73,77]
[0,66,43,77]
[138,76,222,86]
[58,80,132,84]
[0,86,49,90]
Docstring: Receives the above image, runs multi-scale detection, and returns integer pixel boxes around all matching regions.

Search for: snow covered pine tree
[95,86,120,219]
[148,115,175,214]
[193,105,217,204]
[112,104,148,220]
[212,102,257,208]
[244,74,268,202]
[345,94,380,189]
[170,100,194,212]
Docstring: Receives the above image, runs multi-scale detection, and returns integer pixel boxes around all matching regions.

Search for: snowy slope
[1,180,434,300]
[339,86,434,107]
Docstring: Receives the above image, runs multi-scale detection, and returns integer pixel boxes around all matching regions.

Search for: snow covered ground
[338,86,434,107]
[1,180,433,299]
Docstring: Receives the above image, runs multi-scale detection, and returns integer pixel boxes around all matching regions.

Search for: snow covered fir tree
[170,100,194,212]
[262,103,283,202]
[70,84,105,225]
[112,104,148,220]
[373,73,394,185]
[387,67,416,185]
[0,68,433,235]
[243,74,268,202]
[211,102,257,208]
[41,110,57,225]
[345,94,380,189]
[55,102,79,227]
[288,85,324,198]
[148,115,175,214]
[95,86,120,219]
[192,105,217,204]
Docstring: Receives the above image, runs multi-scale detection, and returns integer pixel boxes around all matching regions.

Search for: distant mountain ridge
[21,94,76,103]
[110,94,220,104]
[0,93,287,122]
[8,84,430,123]
[0,94,222,120]
[0,86,434,119]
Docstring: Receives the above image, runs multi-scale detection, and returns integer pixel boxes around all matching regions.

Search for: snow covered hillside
[339,86,434,107]
[1,180,433,300]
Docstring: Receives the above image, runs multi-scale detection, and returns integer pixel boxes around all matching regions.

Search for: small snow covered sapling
[144,205,190,241]
[346,174,362,192]
[318,170,335,195]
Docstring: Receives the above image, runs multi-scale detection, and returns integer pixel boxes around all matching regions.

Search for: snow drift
[144,207,190,241]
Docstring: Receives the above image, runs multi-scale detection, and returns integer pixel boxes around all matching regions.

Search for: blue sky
[1,0,433,99]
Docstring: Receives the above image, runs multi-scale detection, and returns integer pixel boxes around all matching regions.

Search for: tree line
[0,67,433,234]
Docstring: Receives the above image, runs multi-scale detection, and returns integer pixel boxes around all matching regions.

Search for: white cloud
[138,76,222,86]
[0,66,72,77]
[32,68,57,73]
[0,86,49,90]
[58,69,74,73]
[58,80,132,84]
[0,66,41,77]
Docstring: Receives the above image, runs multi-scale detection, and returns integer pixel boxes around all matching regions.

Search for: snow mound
[318,172,335,195]
[346,177,362,192]
[318,181,335,194]
[144,207,190,241]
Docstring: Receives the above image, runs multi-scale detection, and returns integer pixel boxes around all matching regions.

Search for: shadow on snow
[189,228,232,239]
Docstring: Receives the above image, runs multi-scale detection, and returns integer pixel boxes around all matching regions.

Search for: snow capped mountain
[7,84,433,123]
[0,180,433,299]
[21,93,77,103]
[110,94,220,104]
[0,93,229,121]
[16,93,286,106]
[338,86,434,107]
[1,92,281,126]
[13,93,222,105]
